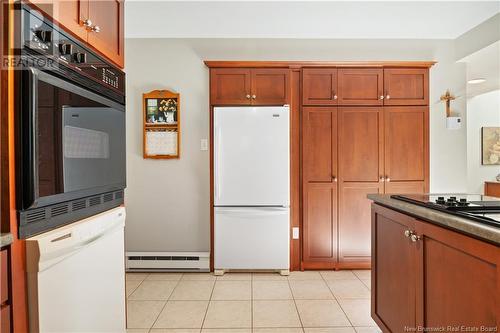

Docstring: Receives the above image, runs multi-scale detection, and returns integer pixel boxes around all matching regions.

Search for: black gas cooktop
[391,194,500,228]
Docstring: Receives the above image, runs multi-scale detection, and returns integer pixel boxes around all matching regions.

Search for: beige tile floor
[126,270,381,333]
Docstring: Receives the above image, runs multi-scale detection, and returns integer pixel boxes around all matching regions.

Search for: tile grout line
[288,275,305,332]
[199,273,216,331]
[148,273,184,330]
[321,270,355,328]
[251,273,254,331]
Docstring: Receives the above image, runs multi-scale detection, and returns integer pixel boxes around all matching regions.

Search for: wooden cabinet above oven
[29,0,124,68]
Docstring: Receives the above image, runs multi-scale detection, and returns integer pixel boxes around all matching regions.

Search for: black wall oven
[16,5,126,238]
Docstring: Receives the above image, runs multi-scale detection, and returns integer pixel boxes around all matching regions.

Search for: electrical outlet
[292,227,299,239]
[200,139,208,151]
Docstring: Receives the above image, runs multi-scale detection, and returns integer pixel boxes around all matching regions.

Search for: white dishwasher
[26,207,126,333]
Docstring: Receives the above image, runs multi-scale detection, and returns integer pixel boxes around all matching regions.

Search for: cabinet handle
[252,95,256,99]
[410,234,421,242]
[386,176,391,182]
[379,176,385,182]
[82,18,93,28]
[379,95,384,100]
[404,230,413,238]
[91,25,101,33]
[333,92,338,100]
[246,94,251,99]
[332,176,337,182]
[386,94,391,100]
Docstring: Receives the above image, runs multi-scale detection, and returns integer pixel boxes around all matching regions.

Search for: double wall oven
[16,5,126,238]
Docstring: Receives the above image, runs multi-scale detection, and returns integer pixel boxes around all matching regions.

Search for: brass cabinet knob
[92,25,101,33]
[410,234,421,242]
[379,95,384,100]
[82,18,93,27]
[386,176,391,182]
[332,176,337,182]
[252,95,256,99]
[333,94,338,100]
[246,94,251,99]
[404,230,413,238]
[386,95,391,100]
[379,176,385,182]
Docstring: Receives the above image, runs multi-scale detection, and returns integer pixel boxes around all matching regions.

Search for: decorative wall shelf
[143,90,180,159]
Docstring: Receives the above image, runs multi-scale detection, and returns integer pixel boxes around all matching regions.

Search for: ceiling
[125,1,500,39]
[461,41,500,97]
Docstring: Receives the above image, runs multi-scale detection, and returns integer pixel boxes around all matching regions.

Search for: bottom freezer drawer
[214,207,290,270]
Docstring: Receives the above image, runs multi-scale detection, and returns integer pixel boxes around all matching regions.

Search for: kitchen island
[368,194,499,333]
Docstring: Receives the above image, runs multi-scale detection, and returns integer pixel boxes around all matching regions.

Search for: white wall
[125,38,467,252]
[466,90,500,194]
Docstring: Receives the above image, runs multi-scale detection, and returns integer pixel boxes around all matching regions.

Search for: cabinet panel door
[384,68,429,105]
[339,107,383,182]
[251,69,289,105]
[372,206,416,333]
[414,220,499,328]
[385,181,425,194]
[338,69,383,106]
[87,0,124,67]
[338,182,383,263]
[385,107,428,183]
[53,0,88,41]
[302,68,338,106]
[303,183,337,264]
[210,68,251,105]
[303,107,337,183]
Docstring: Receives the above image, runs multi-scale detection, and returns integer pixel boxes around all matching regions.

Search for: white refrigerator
[214,106,290,273]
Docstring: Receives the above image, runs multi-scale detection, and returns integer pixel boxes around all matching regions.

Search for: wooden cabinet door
[338,182,383,265]
[338,107,384,265]
[52,0,88,41]
[414,220,500,329]
[303,183,337,267]
[210,68,252,105]
[384,68,429,105]
[338,107,384,182]
[87,0,124,68]
[303,107,337,183]
[372,205,417,333]
[250,69,289,105]
[384,106,428,193]
[302,107,337,267]
[338,69,383,106]
[302,68,338,106]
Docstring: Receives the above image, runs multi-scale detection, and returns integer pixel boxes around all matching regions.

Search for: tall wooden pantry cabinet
[205,61,433,271]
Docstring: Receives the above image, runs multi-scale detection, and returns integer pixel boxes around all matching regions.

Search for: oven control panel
[20,5,125,96]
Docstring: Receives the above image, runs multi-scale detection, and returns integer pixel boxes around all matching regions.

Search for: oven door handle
[19,67,40,210]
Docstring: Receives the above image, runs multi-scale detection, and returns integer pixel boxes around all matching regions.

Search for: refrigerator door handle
[214,124,222,202]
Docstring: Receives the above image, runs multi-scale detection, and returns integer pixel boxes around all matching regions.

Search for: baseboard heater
[125,252,210,272]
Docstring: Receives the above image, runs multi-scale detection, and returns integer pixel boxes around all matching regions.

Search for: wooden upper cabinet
[210,68,252,105]
[384,68,429,105]
[87,0,124,68]
[338,107,384,182]
[302,68,338,106]
[52,0,88,40]
[338,69,383,106]
[384,106,428,192]
[372,207,416,332]
[210,68,289,105]
[251,69,289,105]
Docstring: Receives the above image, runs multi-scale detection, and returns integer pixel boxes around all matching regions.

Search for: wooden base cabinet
[372,204,500,332]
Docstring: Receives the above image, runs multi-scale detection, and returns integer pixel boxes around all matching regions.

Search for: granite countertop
[0,233,13,248]
[368,194,500,245]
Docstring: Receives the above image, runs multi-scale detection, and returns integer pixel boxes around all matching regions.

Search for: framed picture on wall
[481,127,500,165]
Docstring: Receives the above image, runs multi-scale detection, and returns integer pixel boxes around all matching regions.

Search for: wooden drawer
[0,305,10,333]
[0,250,7,305]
